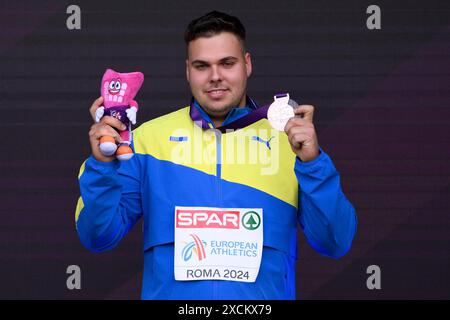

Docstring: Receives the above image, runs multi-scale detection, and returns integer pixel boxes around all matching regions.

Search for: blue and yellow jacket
[75,98,357,299]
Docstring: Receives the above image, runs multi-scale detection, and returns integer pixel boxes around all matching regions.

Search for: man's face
[186,32,252,120]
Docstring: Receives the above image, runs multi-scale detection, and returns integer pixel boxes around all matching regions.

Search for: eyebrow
[191,56,238,66]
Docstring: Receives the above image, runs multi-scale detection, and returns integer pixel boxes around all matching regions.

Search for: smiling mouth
[205,89,229,99]
[206,88,228,93]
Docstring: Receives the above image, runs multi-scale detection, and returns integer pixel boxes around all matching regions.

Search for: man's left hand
[284,105,320,162]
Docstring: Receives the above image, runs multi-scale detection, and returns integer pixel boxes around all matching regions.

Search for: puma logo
[252,136,275,150]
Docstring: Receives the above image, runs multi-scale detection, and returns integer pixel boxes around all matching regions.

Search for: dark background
[0,0,449,299]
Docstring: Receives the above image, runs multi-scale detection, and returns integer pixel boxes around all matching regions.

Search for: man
[75,11,357,299]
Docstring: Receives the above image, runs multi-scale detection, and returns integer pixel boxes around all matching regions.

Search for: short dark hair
[184,11,246,49]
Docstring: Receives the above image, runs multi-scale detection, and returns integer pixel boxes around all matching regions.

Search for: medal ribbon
[189,96,272,133]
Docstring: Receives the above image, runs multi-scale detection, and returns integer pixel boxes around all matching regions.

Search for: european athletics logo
[181,234,207,261]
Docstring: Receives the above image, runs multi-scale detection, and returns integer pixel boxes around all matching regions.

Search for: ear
[244,52,252,78]
[185,59,190,83]
[128,72,144,89]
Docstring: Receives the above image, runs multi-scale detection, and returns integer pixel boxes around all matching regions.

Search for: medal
[267,93,298,131]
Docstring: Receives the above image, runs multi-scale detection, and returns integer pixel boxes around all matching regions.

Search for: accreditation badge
[267,93,299,131]
[174,206,263,283]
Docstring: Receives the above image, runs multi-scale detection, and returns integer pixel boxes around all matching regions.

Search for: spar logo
[176,209,240,229]
[242,211,261,230]
[181,234,207,261]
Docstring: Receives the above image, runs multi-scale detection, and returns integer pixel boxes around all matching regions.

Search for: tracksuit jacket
[75,97,357,299]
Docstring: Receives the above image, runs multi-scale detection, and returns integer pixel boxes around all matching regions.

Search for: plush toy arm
[95,106,105,123]
[126,106,138,125]
[129,100,139,110]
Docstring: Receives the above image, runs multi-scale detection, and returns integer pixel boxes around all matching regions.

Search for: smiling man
[75,11,357,300]
[186,30,252,127]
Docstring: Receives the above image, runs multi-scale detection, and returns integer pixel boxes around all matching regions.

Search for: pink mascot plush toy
[95,69,144,161]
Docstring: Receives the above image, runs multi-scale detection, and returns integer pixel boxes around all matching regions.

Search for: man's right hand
[88,96,126,162]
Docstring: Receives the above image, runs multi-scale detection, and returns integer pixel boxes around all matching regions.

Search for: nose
[210,65,222,82]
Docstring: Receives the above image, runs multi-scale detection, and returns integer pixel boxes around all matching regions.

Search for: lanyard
[189,96,270,133]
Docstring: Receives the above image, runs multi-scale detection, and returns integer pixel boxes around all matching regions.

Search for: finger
[100,115,127,131]
[89,96,104,121]
[288,133,311,149]
[89,123,116,139]
[89,123,123,143]
[286,126,313,141]
[287,128,313,145]
[284,117,311,133]
[294,105,314,123]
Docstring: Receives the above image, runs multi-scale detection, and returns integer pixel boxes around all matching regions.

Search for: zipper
[215,129,222,206]
[213,129,222,299]
[215,130,222,180]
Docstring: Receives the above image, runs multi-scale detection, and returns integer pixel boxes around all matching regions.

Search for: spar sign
[174,206,263,282]
[176,208,262,230]
[176,208,240,229]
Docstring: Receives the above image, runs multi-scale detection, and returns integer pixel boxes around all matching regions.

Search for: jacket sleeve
[295,148,357,259]
[74,155,143,253]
